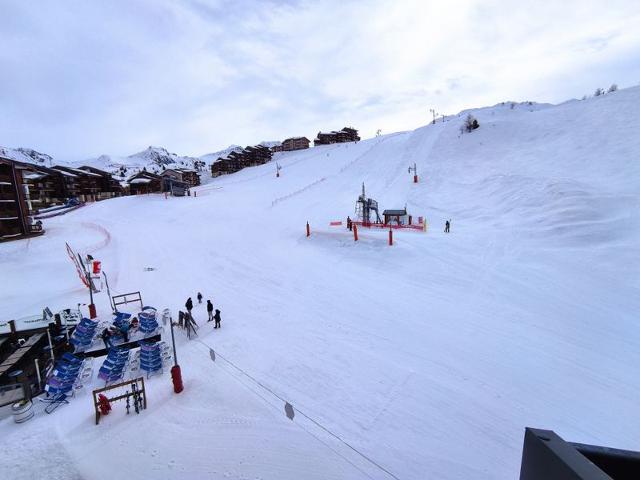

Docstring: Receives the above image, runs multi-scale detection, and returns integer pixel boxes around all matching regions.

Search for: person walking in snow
[213,309,221,329]
[347,216,352,231]
[185,297,193,317]
[197,292,203,304]
[101,328,113,350]
[120,321,130,343]
[444,219,450,233]
[207,300,214,322]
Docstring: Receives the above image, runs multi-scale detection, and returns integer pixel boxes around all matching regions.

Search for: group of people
[101,317,139,349]
[184,292,222,330]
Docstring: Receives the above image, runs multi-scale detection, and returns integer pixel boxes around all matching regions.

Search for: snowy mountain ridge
[0,146,56,166]
[198,145,243,163]
[69,146,206,179]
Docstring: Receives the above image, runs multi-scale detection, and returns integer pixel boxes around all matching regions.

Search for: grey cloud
[1,0,640,160]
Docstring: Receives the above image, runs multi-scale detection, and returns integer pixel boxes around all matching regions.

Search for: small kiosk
[383,209,408,226]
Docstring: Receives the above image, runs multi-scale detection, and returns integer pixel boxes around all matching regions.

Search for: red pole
[414,174,418,183]
[306,222,310,237]
[169,314,183,393]
[89,303,97,319]
[388,228,393,246]
[353,224,358,241]
[171,365,183,393]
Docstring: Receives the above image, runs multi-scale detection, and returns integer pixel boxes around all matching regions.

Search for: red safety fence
[66,242,90,288]
[330,220,426,232]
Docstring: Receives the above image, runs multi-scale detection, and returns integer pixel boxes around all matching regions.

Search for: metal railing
[520,427,640,479]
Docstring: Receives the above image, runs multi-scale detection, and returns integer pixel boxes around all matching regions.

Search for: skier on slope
[197,292,203,304]
[207,300,214,322]
[185,297,193,316]
[213,309,222,329]
[444,219,451,233]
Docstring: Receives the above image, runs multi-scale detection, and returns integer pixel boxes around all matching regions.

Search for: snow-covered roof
[383,209,407,216]
[51,168,78,177]
[70,167,101,177]
[129,178,152,184]
[23,172,46,180]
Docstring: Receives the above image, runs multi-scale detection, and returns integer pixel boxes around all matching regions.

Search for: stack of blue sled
[69,317,99,352]
[42,353,92,413]
[139,341,162,377]
[138,307,159,335]
[97,348,130,384]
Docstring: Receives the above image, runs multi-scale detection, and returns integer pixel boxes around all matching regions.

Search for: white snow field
[1,87,639,480]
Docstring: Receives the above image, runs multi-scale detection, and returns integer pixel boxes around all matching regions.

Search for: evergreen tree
[464,114,480,133]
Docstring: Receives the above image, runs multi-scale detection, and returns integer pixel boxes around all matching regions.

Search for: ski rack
[92,377,147,425]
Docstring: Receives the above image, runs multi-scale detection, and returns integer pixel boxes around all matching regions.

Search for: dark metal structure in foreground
[520,427,640,479]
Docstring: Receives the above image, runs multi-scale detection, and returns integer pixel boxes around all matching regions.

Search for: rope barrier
[194,338,402,480]
[194,342,376,479]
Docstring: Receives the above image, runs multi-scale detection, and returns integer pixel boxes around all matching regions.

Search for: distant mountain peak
[199,145,244,163]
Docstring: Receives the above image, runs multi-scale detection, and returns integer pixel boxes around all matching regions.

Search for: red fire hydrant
[98,394,111,415]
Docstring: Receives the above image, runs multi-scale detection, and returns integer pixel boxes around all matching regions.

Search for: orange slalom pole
[353,224,358,241]
[306,222,310,237]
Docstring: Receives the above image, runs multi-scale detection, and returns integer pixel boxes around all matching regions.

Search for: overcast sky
[1,0,640,161]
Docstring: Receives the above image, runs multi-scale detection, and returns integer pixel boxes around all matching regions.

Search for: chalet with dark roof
[314,127,360,146]
[162,168,200,187]
[211,144,273,177]
[0,156,44,241]
[127,171,163,195]
[78,166,124,198]
[282,137,310,151]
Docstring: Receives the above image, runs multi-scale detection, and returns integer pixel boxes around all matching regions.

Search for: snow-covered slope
[1,87,639,480]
